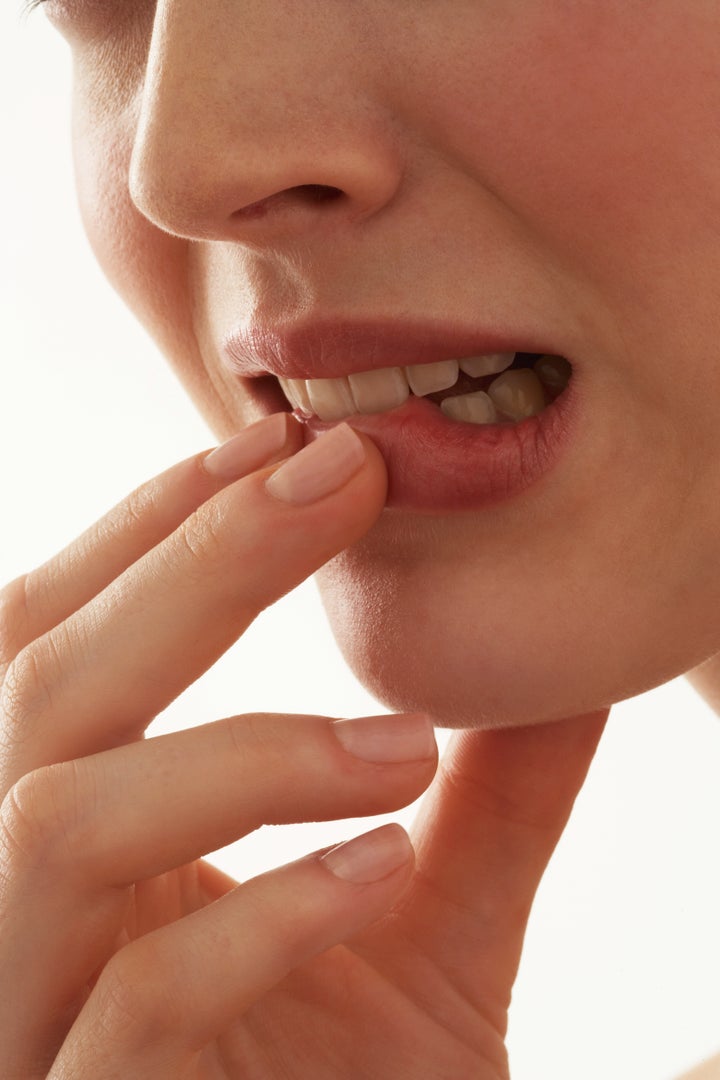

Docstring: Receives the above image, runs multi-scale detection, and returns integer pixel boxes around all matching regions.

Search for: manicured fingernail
[265,423,365,505]
[332,713,436,763]
[203,413,292,479]
[320,824,413,884]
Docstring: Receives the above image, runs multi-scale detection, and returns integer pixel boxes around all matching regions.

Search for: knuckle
[0,760,91,873]
[224,711,281,757]
[0,631,69,753]
[0,772,52,869]
[0,575,31,669]
[96,942,183,1047]
[117,478,158,534]
[172,500,229,576]
[98,478,160,553]
[95,952,155,1044]
[0,646,49,752]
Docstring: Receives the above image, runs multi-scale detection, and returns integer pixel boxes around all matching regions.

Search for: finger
[50,824,415,1077]
[0,412,302,673]
[0,712,436,1070]
[61,713,435,884]
[2,425,387,779]
[368,709,608,1028]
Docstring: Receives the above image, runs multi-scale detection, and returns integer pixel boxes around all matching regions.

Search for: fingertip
[202,412,304,481]
[319,823,414,885]
[331,712,437,765]
[351,429,389,505]
[264,423,387,510]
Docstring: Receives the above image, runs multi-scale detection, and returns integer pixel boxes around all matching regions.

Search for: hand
[0,412,606,1078]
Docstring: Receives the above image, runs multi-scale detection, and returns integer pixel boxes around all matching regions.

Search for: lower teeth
[440,389,499,424]
[438,354,570,425]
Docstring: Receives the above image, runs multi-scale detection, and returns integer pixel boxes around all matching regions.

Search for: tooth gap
[430,354,572,424]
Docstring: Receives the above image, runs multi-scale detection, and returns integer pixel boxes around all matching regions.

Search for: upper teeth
[405,359,460,397]
[279,353,565,424]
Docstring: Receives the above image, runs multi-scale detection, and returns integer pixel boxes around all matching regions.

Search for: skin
[53,0,720,728]
[0,414,606,1076]
[1,0,716,1074]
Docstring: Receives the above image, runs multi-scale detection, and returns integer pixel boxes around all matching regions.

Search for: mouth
[277,351,572,425]
[223,321,580,512]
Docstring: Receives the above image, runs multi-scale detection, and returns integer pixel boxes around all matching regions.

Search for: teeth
[458,352,515,379]
[348,366,410,414]
[405,360,459,396]
[277,353,567,424]
[305,376,356,421]
[487,369,546,421]
[533,354,572,389]
[279,377,313,413]
[440,391,499,425]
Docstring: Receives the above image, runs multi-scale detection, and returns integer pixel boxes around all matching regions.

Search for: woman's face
[46,0,720,727]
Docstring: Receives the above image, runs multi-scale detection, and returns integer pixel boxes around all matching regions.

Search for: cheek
[427,3,720,290]
[71,95,259,436]
[72,103,191,363]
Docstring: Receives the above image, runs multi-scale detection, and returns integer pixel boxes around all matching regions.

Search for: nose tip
[127,11,403,244]
[129,141,400,241]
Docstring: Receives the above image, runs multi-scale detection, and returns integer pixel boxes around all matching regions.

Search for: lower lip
[296,375,581,512]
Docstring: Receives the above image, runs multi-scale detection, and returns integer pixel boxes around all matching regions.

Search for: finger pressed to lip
[0,414,305,674]
[1,429,388,781]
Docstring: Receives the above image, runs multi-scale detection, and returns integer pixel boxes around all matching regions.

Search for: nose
[129,1,404,241]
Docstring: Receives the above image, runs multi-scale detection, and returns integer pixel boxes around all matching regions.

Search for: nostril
[233,185,344,220]
[295,184,344,204]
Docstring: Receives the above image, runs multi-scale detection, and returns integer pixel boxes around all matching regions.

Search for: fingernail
[332,713,436,763]
[320,824,413,884]
[203,413,292,479]
[265,423,365,505]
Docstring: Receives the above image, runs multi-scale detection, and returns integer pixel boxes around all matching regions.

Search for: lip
[223,316,553,380]
[302,384,579,511]
[222,316,581,512]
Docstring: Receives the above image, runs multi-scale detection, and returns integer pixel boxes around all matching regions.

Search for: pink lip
[223,316,554,380]
[301,387,579,512]
[222,316,580,512]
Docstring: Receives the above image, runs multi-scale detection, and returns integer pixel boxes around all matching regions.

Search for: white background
[2,8,719,1079]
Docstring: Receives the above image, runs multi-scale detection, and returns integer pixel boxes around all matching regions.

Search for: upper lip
[223,317,553,381]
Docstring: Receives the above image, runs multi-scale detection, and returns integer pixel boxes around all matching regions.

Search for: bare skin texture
[40,0,720,730]
[0,414,605,1076]
[2,0,719,1074]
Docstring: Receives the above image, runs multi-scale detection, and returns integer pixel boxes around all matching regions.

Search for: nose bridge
[129,0,402,238]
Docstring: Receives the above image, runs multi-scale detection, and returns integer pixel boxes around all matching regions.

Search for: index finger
[2,423,387,778]
[0,412,303,672]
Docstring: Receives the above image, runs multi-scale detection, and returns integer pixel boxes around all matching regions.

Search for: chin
[315,560,595,732]
[315,525,715,732]
[318,592,599,731]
